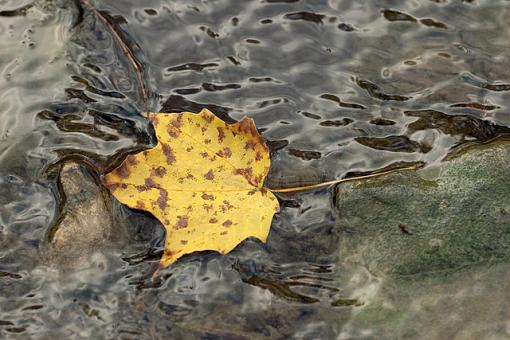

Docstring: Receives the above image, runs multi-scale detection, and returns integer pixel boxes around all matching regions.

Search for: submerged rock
[336,142,510,276]
[334,142,510,339]
[44,162,115,269]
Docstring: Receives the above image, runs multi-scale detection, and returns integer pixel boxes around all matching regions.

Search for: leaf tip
[198,108,214,116]
[237,116,258,136]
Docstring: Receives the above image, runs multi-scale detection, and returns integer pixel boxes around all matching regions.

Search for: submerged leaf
[103,109,279,268]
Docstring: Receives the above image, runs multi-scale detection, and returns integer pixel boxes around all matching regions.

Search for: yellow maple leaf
[103,108,280,268]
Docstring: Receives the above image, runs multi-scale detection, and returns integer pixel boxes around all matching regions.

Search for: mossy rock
[335,142,510,276]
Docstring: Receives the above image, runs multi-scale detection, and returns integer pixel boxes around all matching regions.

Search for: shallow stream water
[2,0,510,338]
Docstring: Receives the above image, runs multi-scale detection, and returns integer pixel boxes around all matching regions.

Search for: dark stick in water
[80,0,149,108]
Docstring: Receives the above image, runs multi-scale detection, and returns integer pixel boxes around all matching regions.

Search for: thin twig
[268,163,423,193]
[80,0,148,107]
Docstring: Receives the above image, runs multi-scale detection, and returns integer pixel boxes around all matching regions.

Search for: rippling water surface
[2,0,510,338]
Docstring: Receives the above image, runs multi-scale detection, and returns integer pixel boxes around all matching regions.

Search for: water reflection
[2,0,510,337]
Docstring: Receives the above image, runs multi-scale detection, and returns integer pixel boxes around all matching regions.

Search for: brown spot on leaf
[204,139,211,144]
[203,113,214,123]
[143,150,149,157]
[245,140,257,150]
[234,167,253,183]
[168,127,180,138]
[181,240,188,245]
[187,174,195,180]
[220,231,228,235]
[157,189,168,210]
[136,185,148,191]
[171,113,183,128]
[151,166,167,177]
[204,169,215,180]
[254,174,263,186]
[187,205,193,212]
[209,218,218,223]
[223,200,234,210]
[104,182,120,192]
[175,215,189,229]
[222,220,232,228]
[127,155,138,166]
[219,200,235,213]
[201,193,214,200]
[186,146,194,152]
[217,127,226,142]
[145,177,159,188]
[136,200,146,209]
[200,152,209,159]
[255,152,262,161]
[247,189,256,195]
[217,147,232,158]
[162,144,176,164]
[203,204,213,212]
[115,163,131,179]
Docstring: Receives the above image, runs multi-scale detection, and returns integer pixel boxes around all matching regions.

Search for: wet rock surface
[44,162,116,269]
[334,142,510,338]
[336,142,510,276]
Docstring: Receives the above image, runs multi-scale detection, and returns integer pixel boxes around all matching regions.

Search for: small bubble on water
[381,68,391,78]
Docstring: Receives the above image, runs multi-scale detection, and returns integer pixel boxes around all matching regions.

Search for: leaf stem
[268,162,424,193]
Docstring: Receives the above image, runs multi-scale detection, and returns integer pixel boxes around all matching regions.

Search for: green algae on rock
[332,142,510,339]
[336,142,510,276]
